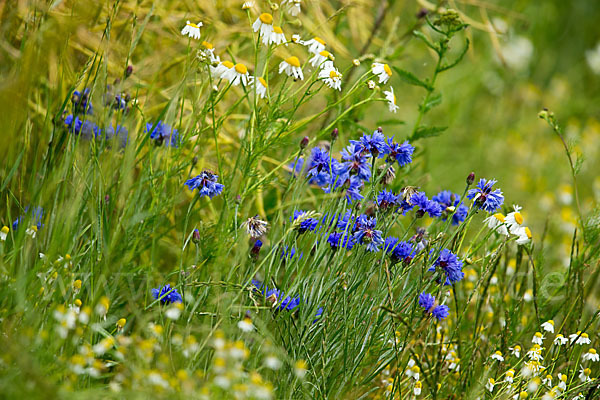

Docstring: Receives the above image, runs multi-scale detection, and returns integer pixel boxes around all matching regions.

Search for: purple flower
[292,210,319,233]
[340,142,371,181]
[428,249,464,285]
[353,216,384,252]
[467,178,504,213]
[152,284,183,304]
[387,139,414,167]
[376,190,400,211]
[384,237,416,264]
[146,120,179,147]
[432,190,469,225]
[327,232,355,250]
[306,147,332,185]
[418,292,449,320]
[184,170,224,198]
[410,191,442,218]
[353,131,388,157]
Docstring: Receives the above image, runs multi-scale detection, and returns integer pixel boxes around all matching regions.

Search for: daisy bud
[300,136,309,150]
[352,59,360,66]
[467,172,475,185]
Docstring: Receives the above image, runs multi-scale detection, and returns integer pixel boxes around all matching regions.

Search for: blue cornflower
[432,190,469,225]
[12,206,44,231]
[353,130,388,157]
[410,192,442,217]
[353,216,384,252]
[387,139,414,167]
[336,210,355,231]
[306,147,332,185]
[428,249,464,285]
[376,189,399,211]
[327,232,355,250]
[384,237,416,264]
[467,178,504,213]
[184,170,224,198]
[281,246,303,260]
[340,142,371,181]
[292,210,319,233]
[104,125,129,148]
[252,281,323,320]
[418,292,449,321]
[152,284,183,304]
[146,120,179,147]
[72,88,93,114]
[64,115,100,139]
[323,173,364,204]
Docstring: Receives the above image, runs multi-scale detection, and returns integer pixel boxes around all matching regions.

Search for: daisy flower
[0,226,8,241]
[491,350,504,362]
[383,86,399,113]
[542,374,552,386]
[282,0,302,16]
[414,380,422,395]
[579,366,591,382]
[505,205,525,233]
[583,348,599,362]
[303,37,326,54]
[486,378,495,392]
[212,60,234,79]
[553,334,568,346]
[252,13,275,44]
[223,63,251,86]
[201,41,220,63]
[510,345,521,358]
[279,56,304,80]
[557,373,567,391]
[318,61,342,90]
[181,21,202,40]
[253,77,268,98]
[309,50,334,67]
[532,332,545,345]
[269,26,287,45]
[242,1,254,9]
[527,345,544,362]
[372,62,393,84]
[541,320,555,333]
[570,331,591,345]
[515,226,532,245]
[237,314,254,332]
[506,369,515,383]
[484,213,509,235]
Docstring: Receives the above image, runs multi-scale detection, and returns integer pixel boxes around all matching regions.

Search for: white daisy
[269,26,287,46]
[527,345,544,362]
[253,77,268,99]
[264,355,282,370]
[303,37,326,54]
[414,380,422,395]
[541,320,555,333]
[279,56,303,80]
[515,226,532,245]
[486,378,495,392]
[505,204,524,233]
[372,62,393,84]
[318,61,342,90]
[579,366,591,382]
[484,213,509,236]
[181,21,202,40]
[542,374,552,386]
[291,34,302,44]
[506,369,515,383]
[532,332,545,345]
[252,13,275,45]
[0,226,8,241]
[405,365,420,381]
[237,315,254,332]
[309,50,334,67]
[509,345,521,358]
[242,1,254,10]
[383,86,399,113]
[583,348,599,362]
[222,63,251,86]
[557,373,567,391]
[26,225,38,238]
[491,351,504,362]
[212,61,234,79]
[570,331,591,345]
[282,0,302,16]
[201,41,220,64]
[554,334,568,346]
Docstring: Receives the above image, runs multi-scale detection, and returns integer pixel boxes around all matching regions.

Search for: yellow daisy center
[493,213,505,222]
[30,225,38,232]
[273,26,283,34]
[534,332,542,338]
[590,348,597,354]
[514,212,523,225]
[258,77,268,87]
[582,332,589,338]
[393,94,397,104]
[314,36,325,45]
[495,351,502,356]
[285,56,301,68]
[259,13,273,25]
[1,226,8,234]
[188,22,200,29]
[584,368,591,376]
[560,375,567,382]
[525,226,532,239]
[383,63,392,76]
[319,50,333,60]
[234,63,248,74]
[329,70,340,79]
[222,61,234,69]
[202,41,213,49]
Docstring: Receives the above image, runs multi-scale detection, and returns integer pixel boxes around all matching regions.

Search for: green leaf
[409,125,447,141]
[392,66,431,90]
[420,93,442,113]
[376,119,406,126]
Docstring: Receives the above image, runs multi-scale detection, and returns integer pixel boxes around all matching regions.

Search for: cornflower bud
[300,136,309,150]
[466,172,475,185]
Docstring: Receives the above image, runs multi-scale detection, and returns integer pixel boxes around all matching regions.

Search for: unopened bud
[125,65,133,77]
[466,172,475,185]
[331,128,339,141]
[417,8,428,19]
[300,136,309,149]
[250,239,263,261]
[377,126,383,133]
[192,229,201,244]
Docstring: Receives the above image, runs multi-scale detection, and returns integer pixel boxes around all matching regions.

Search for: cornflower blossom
[242,215,268,238]
[222,63,251,86]
[64,115,100,139]
[327,232,355,250]
[146,120,179,147]
[318,61,342,90]
[281,246,303,260]
[490,351,504,362]
[541,320,555,333]
[386,139,414,167]
[418,292,449,320]
[12,206,44,232]
[467,178,504,213]
[309,50,334,67]
[251,280,323,320]
[383,87,399,113]
[72,88,93,114]
[429,249,464,285]
[583,348,599,362]
[291,210,319,233]
[410,192,443,218]
[352,216,384,252]
[303,37,326,54]
[181,21,202,40]
[372,62,393,84]
[184,170,224,198]
[354,130,388,157]
[376,190,399,211]
[306,147,332,185]
[339,142,371,181]
[279,56,304,80]
[252,13,275,45]
[152,285,183,304]
[483,213,509,236]
[432,191,469,225]
[384,238,416,264]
